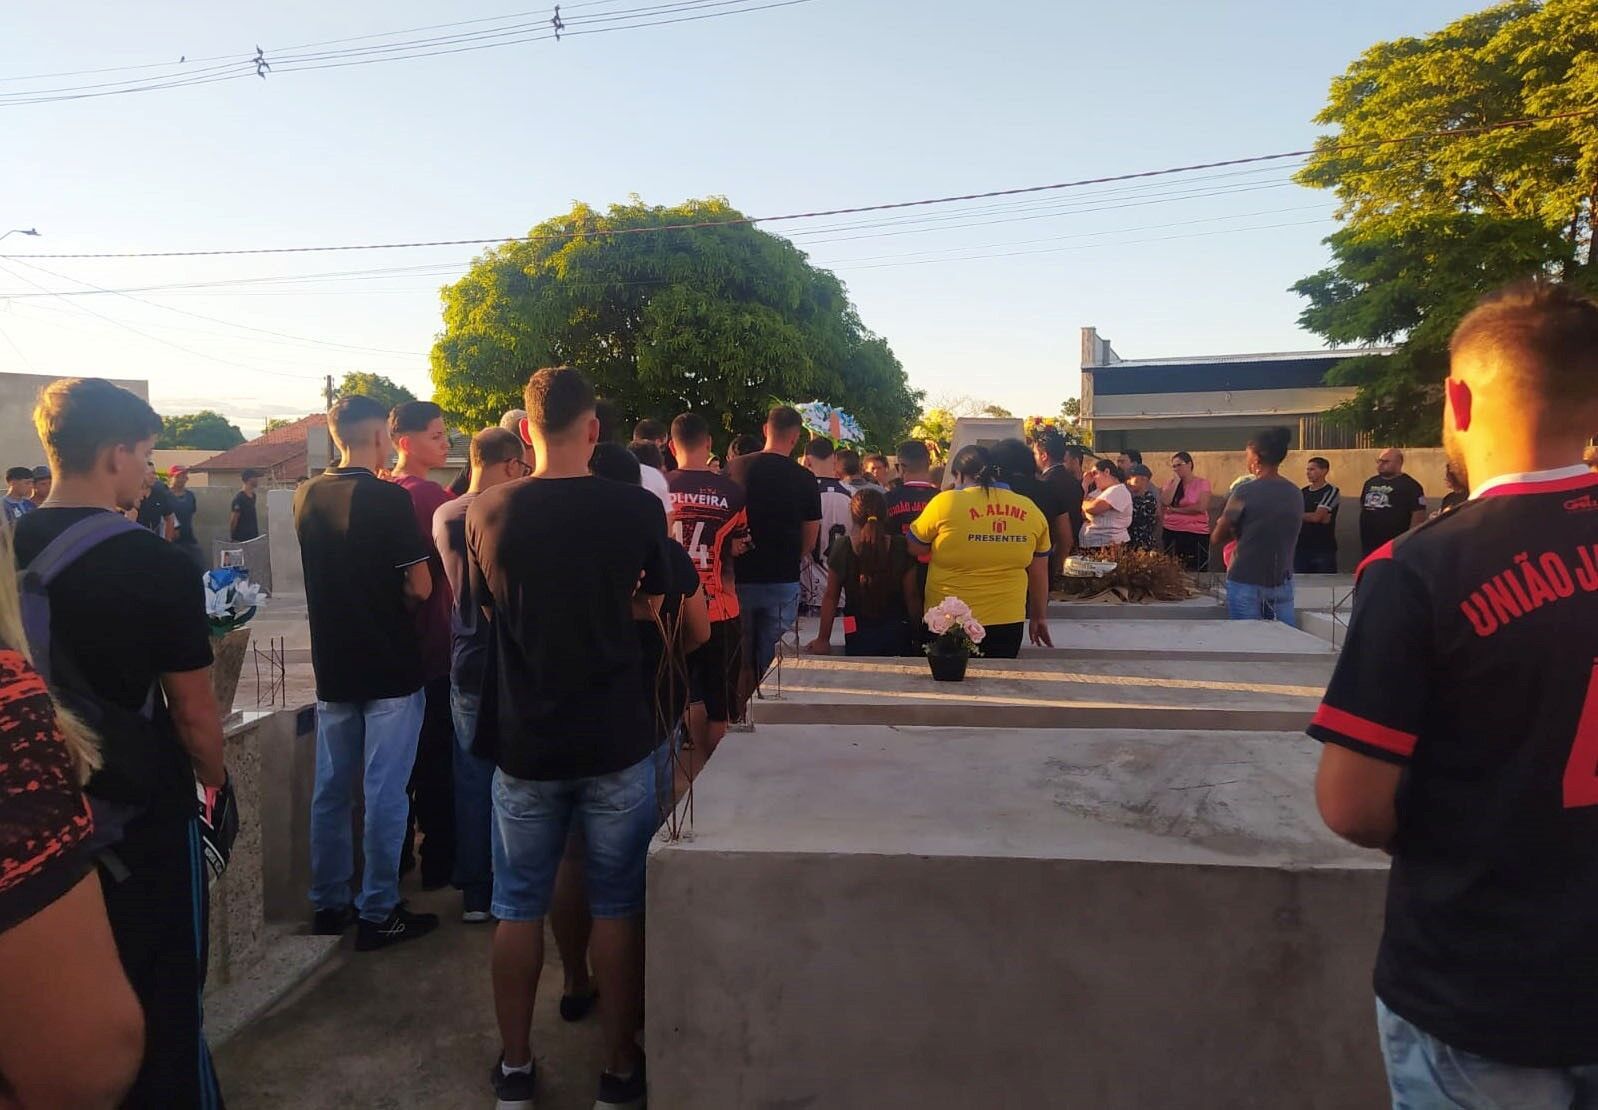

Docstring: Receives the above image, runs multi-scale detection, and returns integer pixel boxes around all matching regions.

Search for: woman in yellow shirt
[907,445,1054,658]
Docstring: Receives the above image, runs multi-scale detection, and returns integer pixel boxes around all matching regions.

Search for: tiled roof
[191,413,325,474]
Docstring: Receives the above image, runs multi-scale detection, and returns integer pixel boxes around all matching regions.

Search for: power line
[6,104,1593,259]
[0,0,816,106]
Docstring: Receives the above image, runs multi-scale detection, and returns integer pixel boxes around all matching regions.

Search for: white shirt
[1080,482,1133,547]
[640,465,673,517]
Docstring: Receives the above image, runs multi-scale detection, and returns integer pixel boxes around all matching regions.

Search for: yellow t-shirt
[909,485,1051,627]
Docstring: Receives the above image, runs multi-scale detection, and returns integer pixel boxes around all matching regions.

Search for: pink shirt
[1162,475,1212,535]
[392,474,455,681]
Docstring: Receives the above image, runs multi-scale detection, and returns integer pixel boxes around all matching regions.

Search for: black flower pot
[926,644,969,682]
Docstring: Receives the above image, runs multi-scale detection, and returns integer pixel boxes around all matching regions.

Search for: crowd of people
[1,278,1594,1109]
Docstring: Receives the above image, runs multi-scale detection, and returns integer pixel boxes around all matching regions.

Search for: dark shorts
[689,617,743,723]
[982,622,1025,659]
[1294,549,1339,575]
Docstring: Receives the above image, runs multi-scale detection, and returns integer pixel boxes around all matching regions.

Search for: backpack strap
[19,512,145,688]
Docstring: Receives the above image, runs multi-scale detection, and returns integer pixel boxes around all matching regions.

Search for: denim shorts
[491,749,661,921]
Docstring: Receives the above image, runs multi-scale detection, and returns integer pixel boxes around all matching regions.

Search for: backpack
[19,512,172,853]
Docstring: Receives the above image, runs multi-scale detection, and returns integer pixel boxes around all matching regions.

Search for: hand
[731,534,754,557]
[197,775,239,884]
[1029,618,1053,648]
[804,638,832,655]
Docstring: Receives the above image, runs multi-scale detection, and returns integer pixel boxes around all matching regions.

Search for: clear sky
[1,0,1477,436]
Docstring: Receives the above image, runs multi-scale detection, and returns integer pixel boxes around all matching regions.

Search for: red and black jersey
[1308,465,1598,1066]
[668,468,748,623]
[885,482,939,539]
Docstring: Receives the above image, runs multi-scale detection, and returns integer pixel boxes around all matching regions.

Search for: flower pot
[210,627,252,716]
[926,645,969,682]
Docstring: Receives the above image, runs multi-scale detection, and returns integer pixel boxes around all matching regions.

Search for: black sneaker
[594,1057,646,1109]
[559,986,598,1022]
[311,904,356,935]
[354,904,439,951]
[491,1056,537,1109]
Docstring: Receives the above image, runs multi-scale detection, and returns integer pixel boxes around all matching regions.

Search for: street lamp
[0,228,40,242]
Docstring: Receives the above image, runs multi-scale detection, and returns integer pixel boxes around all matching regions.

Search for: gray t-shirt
[1223,475,1302,587]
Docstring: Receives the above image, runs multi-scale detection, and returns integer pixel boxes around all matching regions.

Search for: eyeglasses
[509,458,533,477]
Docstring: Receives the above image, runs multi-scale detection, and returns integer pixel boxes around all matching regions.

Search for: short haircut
[671,412,711,448]
[471,427,523,469]
[1307,456,1331,470]
[1247,426,1292,466]
[864,452,888,467]
[629,440,665,471]
[895,439,931,469]
[33,378,164,476]
[1064,443,1086,464]
[590,441,641,485]
[6,466,34,482]
[241,468,262,482]
[1451,278,1598,412]
[633,418,668,442]
[728,434,762,459]
[30,466,49,481]
[390,400,443,439]
[524,367,596,437]
[1118,448,1143,465]
[835,448,862,476]
[766,405,803,436]
[805,436,835,461]
[329,394,388,448]
[1036,431,1067,463]
[499,409,528,436]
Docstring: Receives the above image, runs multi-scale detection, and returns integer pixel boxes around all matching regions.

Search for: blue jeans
[450,685,495,911]
[736,580,800,682]
[1378,998,1598,1108]
[1226,578,1295,625]
[309,691,424,922]
[491,749,661,921]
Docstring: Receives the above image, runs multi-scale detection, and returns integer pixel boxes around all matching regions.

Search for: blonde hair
[0,529,100,783]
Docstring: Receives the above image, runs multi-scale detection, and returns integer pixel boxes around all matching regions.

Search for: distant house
[190,414,329,486]
[1079,327,1392,453]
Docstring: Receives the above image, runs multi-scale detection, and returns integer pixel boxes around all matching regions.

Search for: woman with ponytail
[904,445,1054,659]
[805,488,917,656]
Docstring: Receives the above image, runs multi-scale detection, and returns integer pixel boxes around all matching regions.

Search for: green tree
[430,197,920,448]
[157,410,245,450]
[909,407,958,454]
[1293,0,1598,443]
[337,372,418,415]
[261,417,295,435]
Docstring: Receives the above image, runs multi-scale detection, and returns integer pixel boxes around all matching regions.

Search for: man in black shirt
[993,437,1070,564]
[1036,433,1086,572]
[728,406,822,689]
[167,465,203,568]
[230,467,261,542]
[1294,456,1341,574]
[432,428,527,923]
[295,395,438,951]
[1358,448,1426,557]
[885,439,939,538]
[467,367,666,1109]
[15,377,227,1107]
[134,460,175,539]
[1311,279,1598,1101]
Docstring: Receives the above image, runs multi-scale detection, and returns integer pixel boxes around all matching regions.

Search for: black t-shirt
[293,468,429,703]
[1298,484,1341,554]
[231,489,260,541]
[637,539,702,739]
[1359,473,1425,556]
[1006,473,1067,532]
[728,451,823,585]
[1042,465,1086,539]
[884,482,938,538]
[467,476,669,782]
[136,480,174,533]
[1307,467,1598,1067]
[169,488,199,545]
[433,491,487,695]
[13,508,214,814]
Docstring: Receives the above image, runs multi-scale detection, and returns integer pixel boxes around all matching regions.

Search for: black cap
[30,465,50,481]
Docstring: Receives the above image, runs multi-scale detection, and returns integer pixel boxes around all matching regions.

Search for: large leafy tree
[336,372,417,414]
[431,198,920,447]
[158,410,244,450]
[1293,0,1598,443]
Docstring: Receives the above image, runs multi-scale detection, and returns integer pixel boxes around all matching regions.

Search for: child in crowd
[804,488,919,657]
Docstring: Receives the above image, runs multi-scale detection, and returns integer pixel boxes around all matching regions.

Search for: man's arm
[1027,556,1053,647]
[227,510,240,537]
[161,667,226,787]
[1315,746,1402,850]
[798,520,820,565]
[1211,511,1236,547]
[806,567,845,654]
[1303,508,1331,525]
[0,874,145,1110]
[679,588,711,653]
[402,560,432,606]
[162,513,177,542]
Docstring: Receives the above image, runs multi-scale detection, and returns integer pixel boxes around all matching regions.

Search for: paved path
[214,887,606,1109]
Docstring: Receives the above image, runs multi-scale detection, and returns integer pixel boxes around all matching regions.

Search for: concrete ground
[213,885,608,1109]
